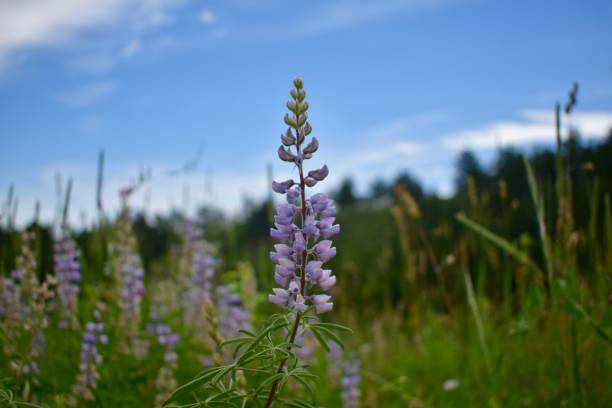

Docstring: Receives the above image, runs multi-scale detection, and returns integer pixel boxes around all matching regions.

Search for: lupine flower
[341,357,361,408]
[147,311,180,407]
[216,284,251,340]
[112,207,146,349]
[326,342,344,380]
[183,218,216,328]
[1,232,56,389]
[53,227,81,329]
[443,378,460,391]
[67,303,107,405]
[268,78,339,314]
[294,330,317,361]
[145,281,182,405]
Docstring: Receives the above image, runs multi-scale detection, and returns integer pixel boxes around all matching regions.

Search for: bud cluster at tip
[268,78,339,314]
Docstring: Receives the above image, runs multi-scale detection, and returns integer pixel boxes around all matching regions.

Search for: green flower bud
[297,112,307,127]
[298,101,309,114]
[286,101,298,115]
[284,114,298,129]
[304,177,317,187]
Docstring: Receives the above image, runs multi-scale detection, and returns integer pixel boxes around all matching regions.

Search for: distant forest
[1,129,611,286]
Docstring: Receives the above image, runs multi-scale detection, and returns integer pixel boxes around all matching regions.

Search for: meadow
[1,79,611,407]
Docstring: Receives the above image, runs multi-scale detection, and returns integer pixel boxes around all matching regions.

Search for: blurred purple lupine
[326,341,344,380]
[68,303,108,405]
[148,288,181,406]
[268,78,339,314]
[341,357,361,408]
[1,232,56,387]
[183,218,216,326]
[216,284,251,340]
[114,208,146,340]
[294,330,317,361]
[147,308,180,365]
[53,227,81,329]
[119,253,145,326]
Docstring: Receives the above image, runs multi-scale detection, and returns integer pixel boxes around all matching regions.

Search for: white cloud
[0,0,184,64]
[60,80,116,107]
[199,9,217,25]
[442,110,612,151]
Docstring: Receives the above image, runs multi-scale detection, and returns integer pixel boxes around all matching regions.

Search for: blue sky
[1,0,611,226]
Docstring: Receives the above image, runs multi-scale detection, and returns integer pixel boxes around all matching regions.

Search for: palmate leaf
[286,367,317,397]
[310,324,345,349]
[252,372,285,399]
[211,364,237,385]
[162,366,227,406]
[221,336,253,348]
[309,326,330,352]
[238,340,293,367]
[310,322,352,333]
[242,321,288,356]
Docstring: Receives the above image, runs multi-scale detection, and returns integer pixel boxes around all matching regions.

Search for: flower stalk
[264,78,339,407]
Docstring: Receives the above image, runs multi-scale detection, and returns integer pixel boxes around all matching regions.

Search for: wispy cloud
[229,0,456,40]
[120,39,142,57]
[442,110,612,150]
[297,0,453,36]
[60,80,116,107]
[0,0,184,65]
[335,112,445,168]
[199,9,217,25]
[349,141,422,165]
[19,160,268,227]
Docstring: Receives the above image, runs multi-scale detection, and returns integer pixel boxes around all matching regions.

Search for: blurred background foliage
[1,129,611,407]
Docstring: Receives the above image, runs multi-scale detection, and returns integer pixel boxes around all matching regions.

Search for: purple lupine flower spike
[53,227,81,329]
[183,217,216,329]
[341,357,361,408]
[216,284,251,340]
[268,78,339,314]
[68,303,107,404]
[272,179,295,193]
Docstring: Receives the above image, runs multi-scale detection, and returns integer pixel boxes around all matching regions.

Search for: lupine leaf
[310,322,352,333]
[310,325,344,350]
[252,372,285,398]
[309,327,330,352]
[222,336,252,347]
[211,364,236,385]
[162,367,226,406]
[238,329,257,337]
[290,372,315,397]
